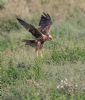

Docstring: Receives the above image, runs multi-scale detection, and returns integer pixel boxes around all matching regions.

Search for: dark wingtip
[15,15,22,22]
[43,12,47,17]
[42,12,51,19]
[16,17,21,22]
[15,14,20,20]
[47,13,51,18]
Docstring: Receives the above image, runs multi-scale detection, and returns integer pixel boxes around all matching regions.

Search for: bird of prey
[16,12,52,57]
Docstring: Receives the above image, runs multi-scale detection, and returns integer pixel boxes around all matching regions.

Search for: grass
[0,2,85,100]
[0,0,6,9]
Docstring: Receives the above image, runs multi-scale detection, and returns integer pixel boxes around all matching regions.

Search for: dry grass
[0,0,85,20]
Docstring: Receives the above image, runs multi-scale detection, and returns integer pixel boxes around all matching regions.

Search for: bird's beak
[49,35,53,40]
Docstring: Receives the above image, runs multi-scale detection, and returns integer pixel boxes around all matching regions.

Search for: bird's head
[48,34,53,40]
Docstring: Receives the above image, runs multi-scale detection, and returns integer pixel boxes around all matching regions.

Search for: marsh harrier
[16,13,52,57]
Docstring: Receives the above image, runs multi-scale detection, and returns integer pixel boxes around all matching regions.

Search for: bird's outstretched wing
[39,12,52,34]
[16,18,42,38]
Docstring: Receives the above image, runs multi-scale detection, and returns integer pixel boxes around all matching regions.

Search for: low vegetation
[1,0,85,100]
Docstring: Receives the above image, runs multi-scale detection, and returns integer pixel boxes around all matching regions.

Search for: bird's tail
[22,39,30,45]
[22,39,36,47]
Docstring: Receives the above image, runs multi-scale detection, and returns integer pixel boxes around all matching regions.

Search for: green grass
[0,0,6,9]
[1,8,85,100]
[0,19,20,32]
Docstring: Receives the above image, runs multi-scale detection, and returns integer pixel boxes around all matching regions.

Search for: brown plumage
[16,12,52,57]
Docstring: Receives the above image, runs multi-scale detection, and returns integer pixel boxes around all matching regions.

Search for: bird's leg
[35,48,39,57]
[40,50,43,57]
[35,42,44,57]
[39,45,43,58]
[35,41,41,57]
[36,49,42,57]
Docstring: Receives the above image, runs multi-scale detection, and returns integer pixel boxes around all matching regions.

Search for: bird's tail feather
[22,39,36,47]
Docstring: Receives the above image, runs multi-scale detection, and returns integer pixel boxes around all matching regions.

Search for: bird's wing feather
[39,12,52,34]
[16,18,42,38]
